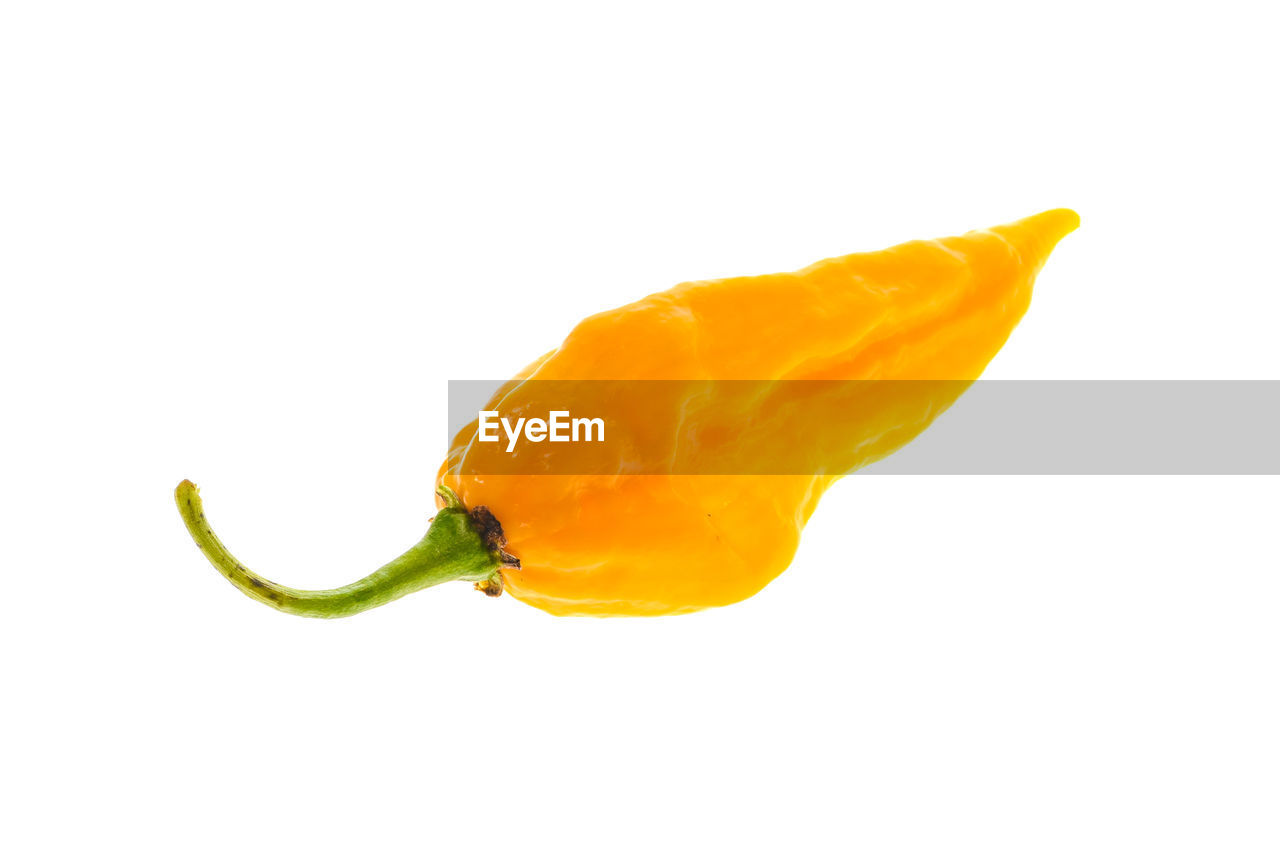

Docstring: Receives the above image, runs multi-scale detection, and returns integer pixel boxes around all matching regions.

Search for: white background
[2,2,1277,851]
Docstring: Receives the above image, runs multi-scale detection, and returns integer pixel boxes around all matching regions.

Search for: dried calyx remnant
[467,504,520,596]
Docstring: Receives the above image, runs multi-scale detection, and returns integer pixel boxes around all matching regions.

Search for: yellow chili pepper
[177,208,1079,617]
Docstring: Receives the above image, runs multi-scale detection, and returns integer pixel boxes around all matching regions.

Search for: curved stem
[175,480,502,618]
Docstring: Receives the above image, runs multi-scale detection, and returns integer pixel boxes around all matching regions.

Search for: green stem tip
[174,480,517,618]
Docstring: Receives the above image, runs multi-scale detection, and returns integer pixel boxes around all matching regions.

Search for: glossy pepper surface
[177,208,1079,617]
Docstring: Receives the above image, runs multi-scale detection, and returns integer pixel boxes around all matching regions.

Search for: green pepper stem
[175,480,503,618]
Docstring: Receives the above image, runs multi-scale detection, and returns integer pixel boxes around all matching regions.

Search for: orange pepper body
[442,209,1078,616]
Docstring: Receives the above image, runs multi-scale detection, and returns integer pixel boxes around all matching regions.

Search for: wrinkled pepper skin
[440,208,1079,616]
[176,209,1077,618]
